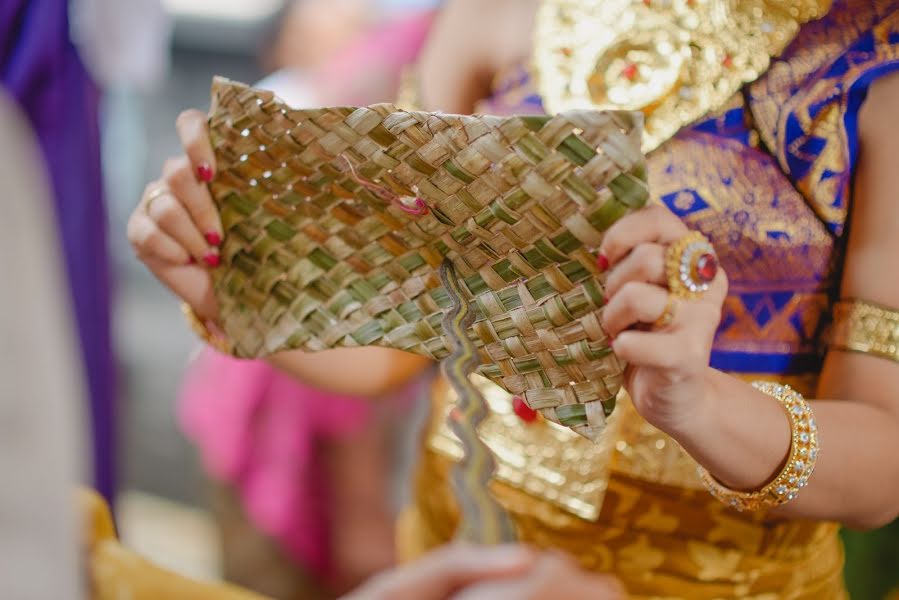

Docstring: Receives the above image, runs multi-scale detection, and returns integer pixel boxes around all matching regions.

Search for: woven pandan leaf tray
[206,77,648,440]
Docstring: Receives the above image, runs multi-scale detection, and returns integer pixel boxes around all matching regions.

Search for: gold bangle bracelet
[830,299,899,364]
[697,382,819,512]
[181,303,233,355]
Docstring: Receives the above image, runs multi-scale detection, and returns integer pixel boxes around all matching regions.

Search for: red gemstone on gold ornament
[696,253,718,283]
[621,62,639,81]
[512,396,538,423]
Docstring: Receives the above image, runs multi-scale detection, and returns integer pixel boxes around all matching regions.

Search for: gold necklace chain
[533,0,832,151]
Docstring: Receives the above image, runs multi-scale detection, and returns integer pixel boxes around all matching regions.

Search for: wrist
[662,367,722,447]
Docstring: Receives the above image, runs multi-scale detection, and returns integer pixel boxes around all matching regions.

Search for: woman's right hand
[127,109,223,321]
[343,546,624,600]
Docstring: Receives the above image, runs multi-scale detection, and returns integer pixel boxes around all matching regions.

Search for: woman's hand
[451,551,624,600]
[598,204,728,439]
[341,545,533,600]
[127,109,222,320]
[343,546,623,600]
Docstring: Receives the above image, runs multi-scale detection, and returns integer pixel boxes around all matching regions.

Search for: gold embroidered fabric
[533,0,832,151]
[399,450,847,599]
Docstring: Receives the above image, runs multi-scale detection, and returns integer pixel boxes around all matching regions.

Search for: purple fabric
[1,0,115,499]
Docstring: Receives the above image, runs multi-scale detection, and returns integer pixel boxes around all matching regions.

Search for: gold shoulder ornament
[533,0,832,152]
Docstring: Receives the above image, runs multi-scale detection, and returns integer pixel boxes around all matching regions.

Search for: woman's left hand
[598,204,728,439]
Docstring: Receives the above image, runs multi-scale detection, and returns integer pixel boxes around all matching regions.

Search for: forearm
[267,347,432,397]
[674,367,899,529]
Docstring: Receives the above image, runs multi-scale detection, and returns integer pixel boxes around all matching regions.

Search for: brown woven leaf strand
[206,77,648,440]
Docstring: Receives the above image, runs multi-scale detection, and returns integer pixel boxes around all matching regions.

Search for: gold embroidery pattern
[648,132,837,358]
[533,0,831,151]
[749,0,899,235]
[401,449,848,599]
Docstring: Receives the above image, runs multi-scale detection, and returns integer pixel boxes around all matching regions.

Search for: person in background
[0,0,116,501]
[0,88,85,600]
[176,2,439,598]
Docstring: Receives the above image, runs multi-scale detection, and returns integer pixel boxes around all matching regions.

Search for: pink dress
[180,350,381,574]
[178,9,436,577]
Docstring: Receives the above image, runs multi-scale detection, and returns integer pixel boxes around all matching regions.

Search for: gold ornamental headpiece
[534,0,832,151]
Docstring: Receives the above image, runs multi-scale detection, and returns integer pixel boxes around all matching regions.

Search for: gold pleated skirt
[398,376,847,599]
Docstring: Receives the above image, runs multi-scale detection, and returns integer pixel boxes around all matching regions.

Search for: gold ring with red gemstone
[665,231,718,299]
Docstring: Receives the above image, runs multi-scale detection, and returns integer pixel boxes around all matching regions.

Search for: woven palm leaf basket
[206,77,648,442]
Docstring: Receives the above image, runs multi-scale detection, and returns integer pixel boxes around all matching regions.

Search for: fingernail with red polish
[597,253,610,272]
[203,252,220,268]
[196,163,214,183]
[205,231,221,246]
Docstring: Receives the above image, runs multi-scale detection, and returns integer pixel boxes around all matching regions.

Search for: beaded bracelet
[697,382,819,512]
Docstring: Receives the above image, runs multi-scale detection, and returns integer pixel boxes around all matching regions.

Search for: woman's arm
[268,348,432,397]
[605,72,899,530]
[417,0,537,113]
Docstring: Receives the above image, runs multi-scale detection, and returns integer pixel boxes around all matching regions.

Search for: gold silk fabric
[401,0,899,598]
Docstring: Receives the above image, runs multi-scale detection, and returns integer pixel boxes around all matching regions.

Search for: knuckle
[126,218,142,247]
[649,204,669,225]
[132,226,159,253]
[633,244,659,276]
[619,281,643,304]
[601,229,621,257]
[163,157,192,188]
[151,197,181,228]
[175,108,204,129]
[718,269,730,294]
[633,242,653,262]
[161,157,181,179]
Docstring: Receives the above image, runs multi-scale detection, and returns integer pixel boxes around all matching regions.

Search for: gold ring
[653,294,677,328]
[665,231,718,299]
[143,186,169,215]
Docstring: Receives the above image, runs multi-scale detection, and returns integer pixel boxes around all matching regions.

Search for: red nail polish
[205,231,222,246]
[196,163,214,183]
[597,254,610,272]
[203,252,220,268]
[186,256,196,265]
